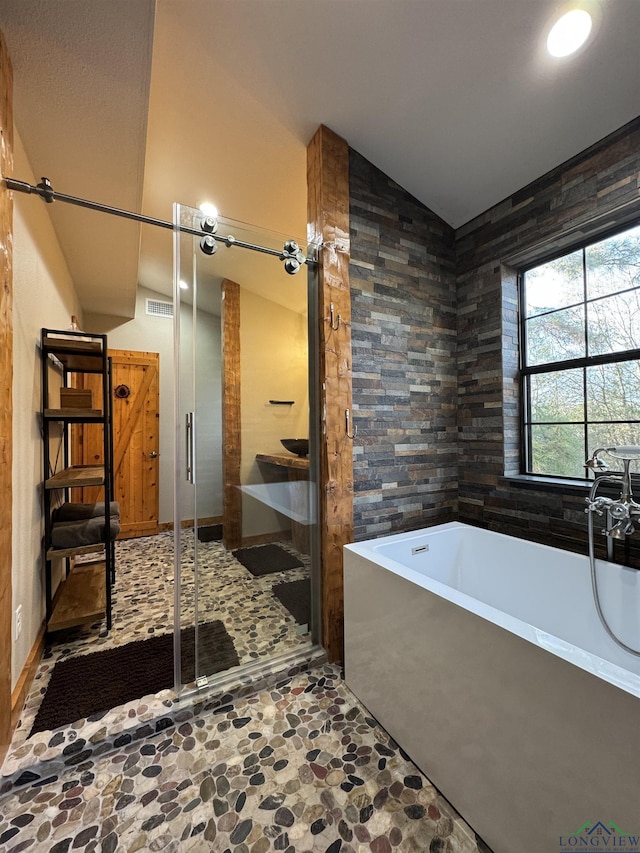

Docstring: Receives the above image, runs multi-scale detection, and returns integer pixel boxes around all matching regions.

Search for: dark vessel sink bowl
[280,438,309,457]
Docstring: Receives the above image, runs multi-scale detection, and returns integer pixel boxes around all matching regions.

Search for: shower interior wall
[349,116,640,568]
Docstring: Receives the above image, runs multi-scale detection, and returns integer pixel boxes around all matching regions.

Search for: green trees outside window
[521,223,640,478]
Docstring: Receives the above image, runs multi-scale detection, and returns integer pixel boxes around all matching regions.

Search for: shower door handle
[186,412,195,483]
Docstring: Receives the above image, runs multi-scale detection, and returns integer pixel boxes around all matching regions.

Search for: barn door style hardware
[5,176,317,271]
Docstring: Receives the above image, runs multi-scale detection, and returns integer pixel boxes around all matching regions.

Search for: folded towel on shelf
[52,501,120,523]
[50,515,121,548]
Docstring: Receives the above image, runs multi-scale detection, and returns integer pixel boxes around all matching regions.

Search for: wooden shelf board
[43,338,104,373]
[44,408,103,421]
[53,356,105,373]
[47,542,105,560]
[47,562,106,632]
[73,557,106,570]
[43,335,103,354]
[256,452,310,471]
[45,465,105,489]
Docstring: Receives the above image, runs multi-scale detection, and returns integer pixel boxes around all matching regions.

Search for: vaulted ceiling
[2,0,640,317]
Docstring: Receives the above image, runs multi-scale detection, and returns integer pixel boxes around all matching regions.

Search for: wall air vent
[146,298,174,318]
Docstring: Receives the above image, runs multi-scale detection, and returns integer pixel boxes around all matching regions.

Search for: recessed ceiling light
[179,280,189,290]
[199,202,218,218]
[547,9,592,57]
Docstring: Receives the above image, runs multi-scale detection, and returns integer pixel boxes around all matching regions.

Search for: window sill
[501,474,590,495]
[502,473,640,497]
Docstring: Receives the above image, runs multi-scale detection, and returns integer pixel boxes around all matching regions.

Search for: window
[520,222,640,479]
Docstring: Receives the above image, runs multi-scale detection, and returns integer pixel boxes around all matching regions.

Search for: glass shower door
[173,202,317,691]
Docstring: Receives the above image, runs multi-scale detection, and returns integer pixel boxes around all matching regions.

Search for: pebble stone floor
[3,534,492,851]
[8,531,312,760]
[0,665,492,853]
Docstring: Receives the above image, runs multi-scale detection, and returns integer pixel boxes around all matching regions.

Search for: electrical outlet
[15,605,22,641]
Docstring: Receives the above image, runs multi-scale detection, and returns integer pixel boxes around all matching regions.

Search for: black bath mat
[198,524,223,542]
[232,544,303,577]
[273,578,311,627]
[30,621,239,736]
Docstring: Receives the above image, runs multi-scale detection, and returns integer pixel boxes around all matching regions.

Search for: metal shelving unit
[41,328,115,632]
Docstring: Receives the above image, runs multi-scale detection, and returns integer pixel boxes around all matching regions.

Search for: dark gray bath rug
[197,524,223,542]
[30,620,239,735]
[272,578,311,627]
[232,543,303,576]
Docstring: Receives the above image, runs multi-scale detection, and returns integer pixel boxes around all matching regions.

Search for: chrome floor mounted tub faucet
[585,446,640,539]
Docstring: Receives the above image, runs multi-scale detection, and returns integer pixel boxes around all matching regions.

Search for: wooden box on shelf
[60,387,93,409]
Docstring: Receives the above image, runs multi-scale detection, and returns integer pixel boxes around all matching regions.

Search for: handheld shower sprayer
[584,448,609,472]
[584,445,640,656]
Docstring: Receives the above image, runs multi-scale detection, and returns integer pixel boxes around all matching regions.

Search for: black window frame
[519,220,640,481]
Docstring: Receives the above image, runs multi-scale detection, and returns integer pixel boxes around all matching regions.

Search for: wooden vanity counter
[255,453,309,472]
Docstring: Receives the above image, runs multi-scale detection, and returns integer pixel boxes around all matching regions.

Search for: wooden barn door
[72,350,160,538]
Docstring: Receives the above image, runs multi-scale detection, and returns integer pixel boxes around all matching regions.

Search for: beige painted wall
[240,288,308,539]
[12,128,83,688]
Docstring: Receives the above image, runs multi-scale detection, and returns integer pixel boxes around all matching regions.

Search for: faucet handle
[585,503,604,516]
[585,494,615,515]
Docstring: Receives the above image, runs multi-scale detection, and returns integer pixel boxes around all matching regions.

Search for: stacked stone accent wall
[456,116,640,562]
[347,118,640,564]
[349,149,458,540]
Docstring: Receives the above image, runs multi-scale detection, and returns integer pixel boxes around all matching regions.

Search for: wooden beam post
[307,125,353,662]
[221,279,242,551]
[0,27,14,760]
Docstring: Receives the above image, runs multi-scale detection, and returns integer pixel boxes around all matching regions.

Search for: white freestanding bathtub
[344,522,640,853]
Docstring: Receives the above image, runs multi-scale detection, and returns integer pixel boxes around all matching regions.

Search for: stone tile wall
[348,150,458,541]
[348,118,640,564]
[456,116,640,563]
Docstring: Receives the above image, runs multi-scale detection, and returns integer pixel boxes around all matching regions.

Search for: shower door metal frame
[172,202,320,694]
